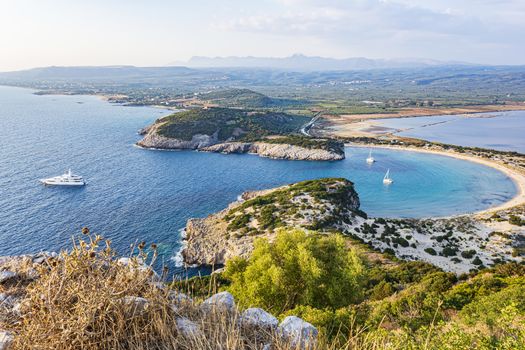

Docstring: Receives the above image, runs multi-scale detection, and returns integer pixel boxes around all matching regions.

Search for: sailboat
[383,169,393,185]
[366,150,375,164]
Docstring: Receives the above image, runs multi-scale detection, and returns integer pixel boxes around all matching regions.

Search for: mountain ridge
[170,53,476,71]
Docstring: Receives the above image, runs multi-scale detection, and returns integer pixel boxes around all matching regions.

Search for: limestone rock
[0,331,13,350]
[239,307,279,330]
[168,290,192,305]
[201,291,235,312]
[137,123,218,150]
[176,317,201,338]
[278,316,318,348]
[0,271,17,284]
[201,141,345,161]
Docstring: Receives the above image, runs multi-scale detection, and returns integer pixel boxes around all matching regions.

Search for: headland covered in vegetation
[136,108,345,161]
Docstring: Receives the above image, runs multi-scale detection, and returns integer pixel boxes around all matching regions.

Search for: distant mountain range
[170,54,474,71]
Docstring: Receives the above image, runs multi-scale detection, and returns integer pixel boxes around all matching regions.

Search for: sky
[0,0,524,71]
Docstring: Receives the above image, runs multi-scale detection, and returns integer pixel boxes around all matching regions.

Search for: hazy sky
[1,0,524,71]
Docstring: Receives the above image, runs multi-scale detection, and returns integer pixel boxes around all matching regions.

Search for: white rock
[201,291,235,312]
[26,268,40,280]
[278,316,318,348]
[0,294,9,304]
[239,308,279,330]
[0,271,17,284]
[32,251,57,265]
[148,281,166,290]
[0,331,13,350]
[176,317,201,338]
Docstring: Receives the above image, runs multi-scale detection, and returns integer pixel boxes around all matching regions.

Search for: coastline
[347,143,525,216]
[316,106,525,139]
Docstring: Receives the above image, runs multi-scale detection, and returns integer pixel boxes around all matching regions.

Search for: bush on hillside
[223,229,366,314]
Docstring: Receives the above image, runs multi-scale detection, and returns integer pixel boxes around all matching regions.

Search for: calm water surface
[0,86,518,272]
[375,111,525,153]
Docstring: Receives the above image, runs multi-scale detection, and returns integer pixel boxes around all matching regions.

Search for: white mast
[383,169,393,184]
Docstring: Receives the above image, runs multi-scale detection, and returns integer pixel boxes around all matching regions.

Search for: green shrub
[425,247,437,256]
[442,246,458,257]
[461,249,476,259]
[223,229,366,314]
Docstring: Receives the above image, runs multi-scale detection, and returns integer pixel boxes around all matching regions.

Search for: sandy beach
[347,143,525,216]
[317,104,525,139]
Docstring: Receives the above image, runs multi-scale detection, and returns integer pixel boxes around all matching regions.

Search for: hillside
[151,108,308,142]
[137,108,345,161]
[196,88,305,108]
[183,178,524,273]
[183,178,364,265]
[2,229,525,349]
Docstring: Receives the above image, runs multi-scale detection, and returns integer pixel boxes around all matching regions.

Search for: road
[300,111,323,136]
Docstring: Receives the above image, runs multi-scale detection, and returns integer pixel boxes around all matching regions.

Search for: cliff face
[137,121,345,161]
[201,142,345,161]
[137,123,219,150]
[182,179,362,265]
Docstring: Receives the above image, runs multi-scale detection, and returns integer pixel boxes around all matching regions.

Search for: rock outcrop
[137,123,219,150]
[183,178,363,265]
[137,122,344,161]
[202,141,345,161]
[278,316,318,348]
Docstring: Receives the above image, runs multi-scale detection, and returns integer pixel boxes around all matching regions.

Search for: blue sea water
[0,86,518,272]
[375,111,525,153]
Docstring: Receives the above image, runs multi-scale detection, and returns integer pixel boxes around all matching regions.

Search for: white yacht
[366,150,375,164]
[383,169,393,185]
[40,169,86,186]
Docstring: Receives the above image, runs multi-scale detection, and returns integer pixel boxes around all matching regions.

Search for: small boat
[40,169,86,186]
[366,150,375,164]
[383,169,393,185]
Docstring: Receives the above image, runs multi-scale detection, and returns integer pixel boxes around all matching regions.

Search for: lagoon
[374,111,525,153]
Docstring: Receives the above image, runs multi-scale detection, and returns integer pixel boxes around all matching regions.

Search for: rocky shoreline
[181,179,525,274]
[137,124,345,161]
[182,179,363,266]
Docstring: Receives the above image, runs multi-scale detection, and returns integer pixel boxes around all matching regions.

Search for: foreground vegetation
[1,229,524,349]
[183,229,525,349]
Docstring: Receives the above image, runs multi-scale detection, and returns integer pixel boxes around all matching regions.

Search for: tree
[223,229,366,314]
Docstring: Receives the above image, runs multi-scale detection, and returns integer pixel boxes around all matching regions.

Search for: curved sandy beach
[346,143,525,216]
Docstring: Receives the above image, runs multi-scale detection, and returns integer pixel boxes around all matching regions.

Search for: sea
[0,86,518,274]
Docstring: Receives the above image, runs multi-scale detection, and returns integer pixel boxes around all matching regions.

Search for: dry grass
[8,234,179,349]
[0,233,321,350]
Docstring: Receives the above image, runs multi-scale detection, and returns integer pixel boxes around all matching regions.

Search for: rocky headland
[182,178,525,273]
[183,178,364,266]
[136,107,345,161]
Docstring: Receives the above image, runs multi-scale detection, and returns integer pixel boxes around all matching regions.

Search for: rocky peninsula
[182,178,525,273]
[183,178,363,265]
[137,107,345,161]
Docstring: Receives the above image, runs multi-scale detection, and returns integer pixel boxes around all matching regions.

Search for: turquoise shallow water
[0,86,518,272]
